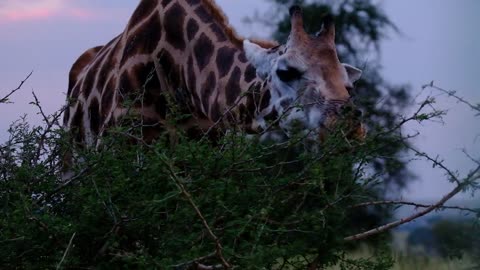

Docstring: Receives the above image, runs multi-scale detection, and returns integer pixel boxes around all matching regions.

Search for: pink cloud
[2,8,55,22]
[0,1,98,24]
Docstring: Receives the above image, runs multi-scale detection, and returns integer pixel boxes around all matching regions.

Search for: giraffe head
[244,6,365,142]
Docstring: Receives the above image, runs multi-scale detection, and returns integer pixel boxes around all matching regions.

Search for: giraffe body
[64,0,365,148]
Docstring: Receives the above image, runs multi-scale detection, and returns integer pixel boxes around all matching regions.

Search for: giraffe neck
[65,0,278,145]
[119,0,275,131]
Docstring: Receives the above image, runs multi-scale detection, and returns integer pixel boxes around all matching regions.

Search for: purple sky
[0,0,478,202]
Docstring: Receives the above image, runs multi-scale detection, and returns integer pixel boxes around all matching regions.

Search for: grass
[326,246,478,270]
[393,253,477,270]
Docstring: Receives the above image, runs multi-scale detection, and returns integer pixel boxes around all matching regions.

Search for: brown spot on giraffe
[96,49,117,95]
[216,46,236,78]
[121,12,162,64]
[194,5,211,23]
[100,77,116,123]
[210,22,228,42]
[129,0,158,28]
[194,33,215,71]
[201,72,216,114]
[71,103,85,144]
[68,46,103,94]
[128,61,162,107]
[161,0,172,8]
[118,70,136,102]
[259,89,271,112]
[163,3,187,50]
[225,66,241,105]
[210,100,221,122]
[82,58,103,99]
[238,52,248,63]
[89,97,101,135]
[186,18,199,41]
[244,64,256,83]
[187,55,196,92]
[264,107,278,122]
[186,0,200,5]
[157,50,181,90]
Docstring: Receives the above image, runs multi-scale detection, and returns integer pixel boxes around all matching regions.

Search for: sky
[0,0,478,202]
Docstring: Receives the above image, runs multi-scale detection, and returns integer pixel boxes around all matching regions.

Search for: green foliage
[0,106,401,268]
[431,219,480,259]
[392,253,477,270]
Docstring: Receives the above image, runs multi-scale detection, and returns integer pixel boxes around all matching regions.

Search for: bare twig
[0,237,25,243]
[171,252,218,269]
[345,105,480,241]
[408,146,461,185]
[162,156,231,269]
[116,120,319,269]
[344,164,480,242]
[195,264,224,270]
[423,82,480,115]
[31,92,67,163]
[373,96,444,139]
[36,168,88,204]
[350,200,479,214]
[0,71,33,103]
[462,149,480,167]
[56,232,76,270]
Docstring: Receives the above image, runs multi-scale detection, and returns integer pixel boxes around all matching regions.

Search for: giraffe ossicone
[63,0,365,150]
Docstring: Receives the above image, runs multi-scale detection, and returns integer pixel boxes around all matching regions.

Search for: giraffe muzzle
[318,104,367,143]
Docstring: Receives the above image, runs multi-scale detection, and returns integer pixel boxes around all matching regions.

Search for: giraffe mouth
[268,98,366,144]
[317,110,366,143]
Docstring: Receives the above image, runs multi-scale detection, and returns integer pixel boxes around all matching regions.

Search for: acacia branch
[344,164,480,242]
[0,71,33,103]
[132,147,232,269]
[162,156,231,269]
[31,91,67,163]
[351,200,479,214]
[408,146,461,185]
[56,232,76,270]
[373,95,443,139]
[171,252,222,269]
[195,264,224,270]
[36,168,88,205]
[423,81,480,115]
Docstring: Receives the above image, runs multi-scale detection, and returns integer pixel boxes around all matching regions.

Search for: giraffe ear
[243,39,271,79]
[343,63,362,84]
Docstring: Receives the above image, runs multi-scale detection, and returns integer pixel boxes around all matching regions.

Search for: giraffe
[63,0,365,150]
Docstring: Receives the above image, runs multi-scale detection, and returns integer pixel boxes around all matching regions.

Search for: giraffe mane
[202,0,278,49]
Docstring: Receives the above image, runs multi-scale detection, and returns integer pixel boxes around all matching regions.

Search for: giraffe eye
[276,67,303,83]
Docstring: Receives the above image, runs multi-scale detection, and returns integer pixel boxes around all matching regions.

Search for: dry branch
[0,71,33,103]
[423,81,480,115]
[351,200,479,214]
[344,163,480,242]
[162,155,231,269]
[56,232,76,270]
